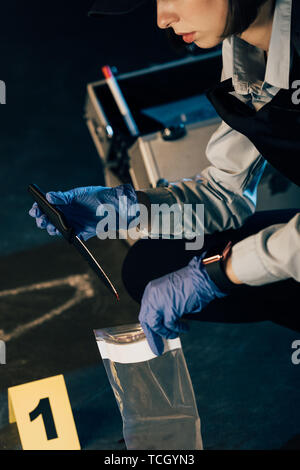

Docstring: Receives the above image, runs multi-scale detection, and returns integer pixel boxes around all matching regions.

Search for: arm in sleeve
[136,120,267,236]
[230,213,300,285]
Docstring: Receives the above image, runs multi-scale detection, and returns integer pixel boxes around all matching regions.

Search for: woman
[29,0,300,356]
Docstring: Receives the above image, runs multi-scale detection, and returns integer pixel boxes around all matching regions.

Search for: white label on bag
[97,336,181,364]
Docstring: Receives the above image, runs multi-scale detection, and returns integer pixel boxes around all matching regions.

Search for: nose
[156,0,179,30]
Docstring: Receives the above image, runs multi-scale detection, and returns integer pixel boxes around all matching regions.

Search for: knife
[28,183,120,301]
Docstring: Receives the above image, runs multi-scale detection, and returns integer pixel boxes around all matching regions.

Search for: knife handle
[28,183,74,242]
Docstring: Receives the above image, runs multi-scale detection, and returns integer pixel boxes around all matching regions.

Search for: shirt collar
[230,0,292,93]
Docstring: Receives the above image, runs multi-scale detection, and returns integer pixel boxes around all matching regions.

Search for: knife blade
[28,183,120,301]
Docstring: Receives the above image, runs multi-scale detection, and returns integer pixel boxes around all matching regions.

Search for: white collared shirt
[222,0,293,110]
[141,0,300,286]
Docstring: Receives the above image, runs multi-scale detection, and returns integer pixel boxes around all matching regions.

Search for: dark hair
[165,0,274,54]
[222,0,274,37]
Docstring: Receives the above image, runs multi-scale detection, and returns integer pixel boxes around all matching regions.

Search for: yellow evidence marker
[8,374,81,450]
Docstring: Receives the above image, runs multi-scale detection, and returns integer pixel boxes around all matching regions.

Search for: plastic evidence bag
[94,323,203,450]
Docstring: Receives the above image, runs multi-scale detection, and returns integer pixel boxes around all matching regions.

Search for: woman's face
[156,0,229,49]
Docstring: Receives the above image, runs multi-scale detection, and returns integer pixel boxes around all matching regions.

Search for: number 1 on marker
[29,397,58,440]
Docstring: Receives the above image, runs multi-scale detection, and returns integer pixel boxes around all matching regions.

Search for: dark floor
[1,235,300,450]
[0,0,300,451]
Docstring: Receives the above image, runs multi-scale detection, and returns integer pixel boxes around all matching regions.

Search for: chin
[194,37,223,49]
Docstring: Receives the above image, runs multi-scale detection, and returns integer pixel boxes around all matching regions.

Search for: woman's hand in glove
[28,184,138,241]
[138,252,227,356]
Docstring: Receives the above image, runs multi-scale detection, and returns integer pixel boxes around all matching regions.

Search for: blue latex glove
[138,252,227,356]
[28,183,138,241]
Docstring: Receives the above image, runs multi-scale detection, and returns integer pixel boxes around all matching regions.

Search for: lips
[177,32,196,44]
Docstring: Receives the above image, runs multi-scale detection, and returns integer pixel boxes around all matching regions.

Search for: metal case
[84,50,222,189]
